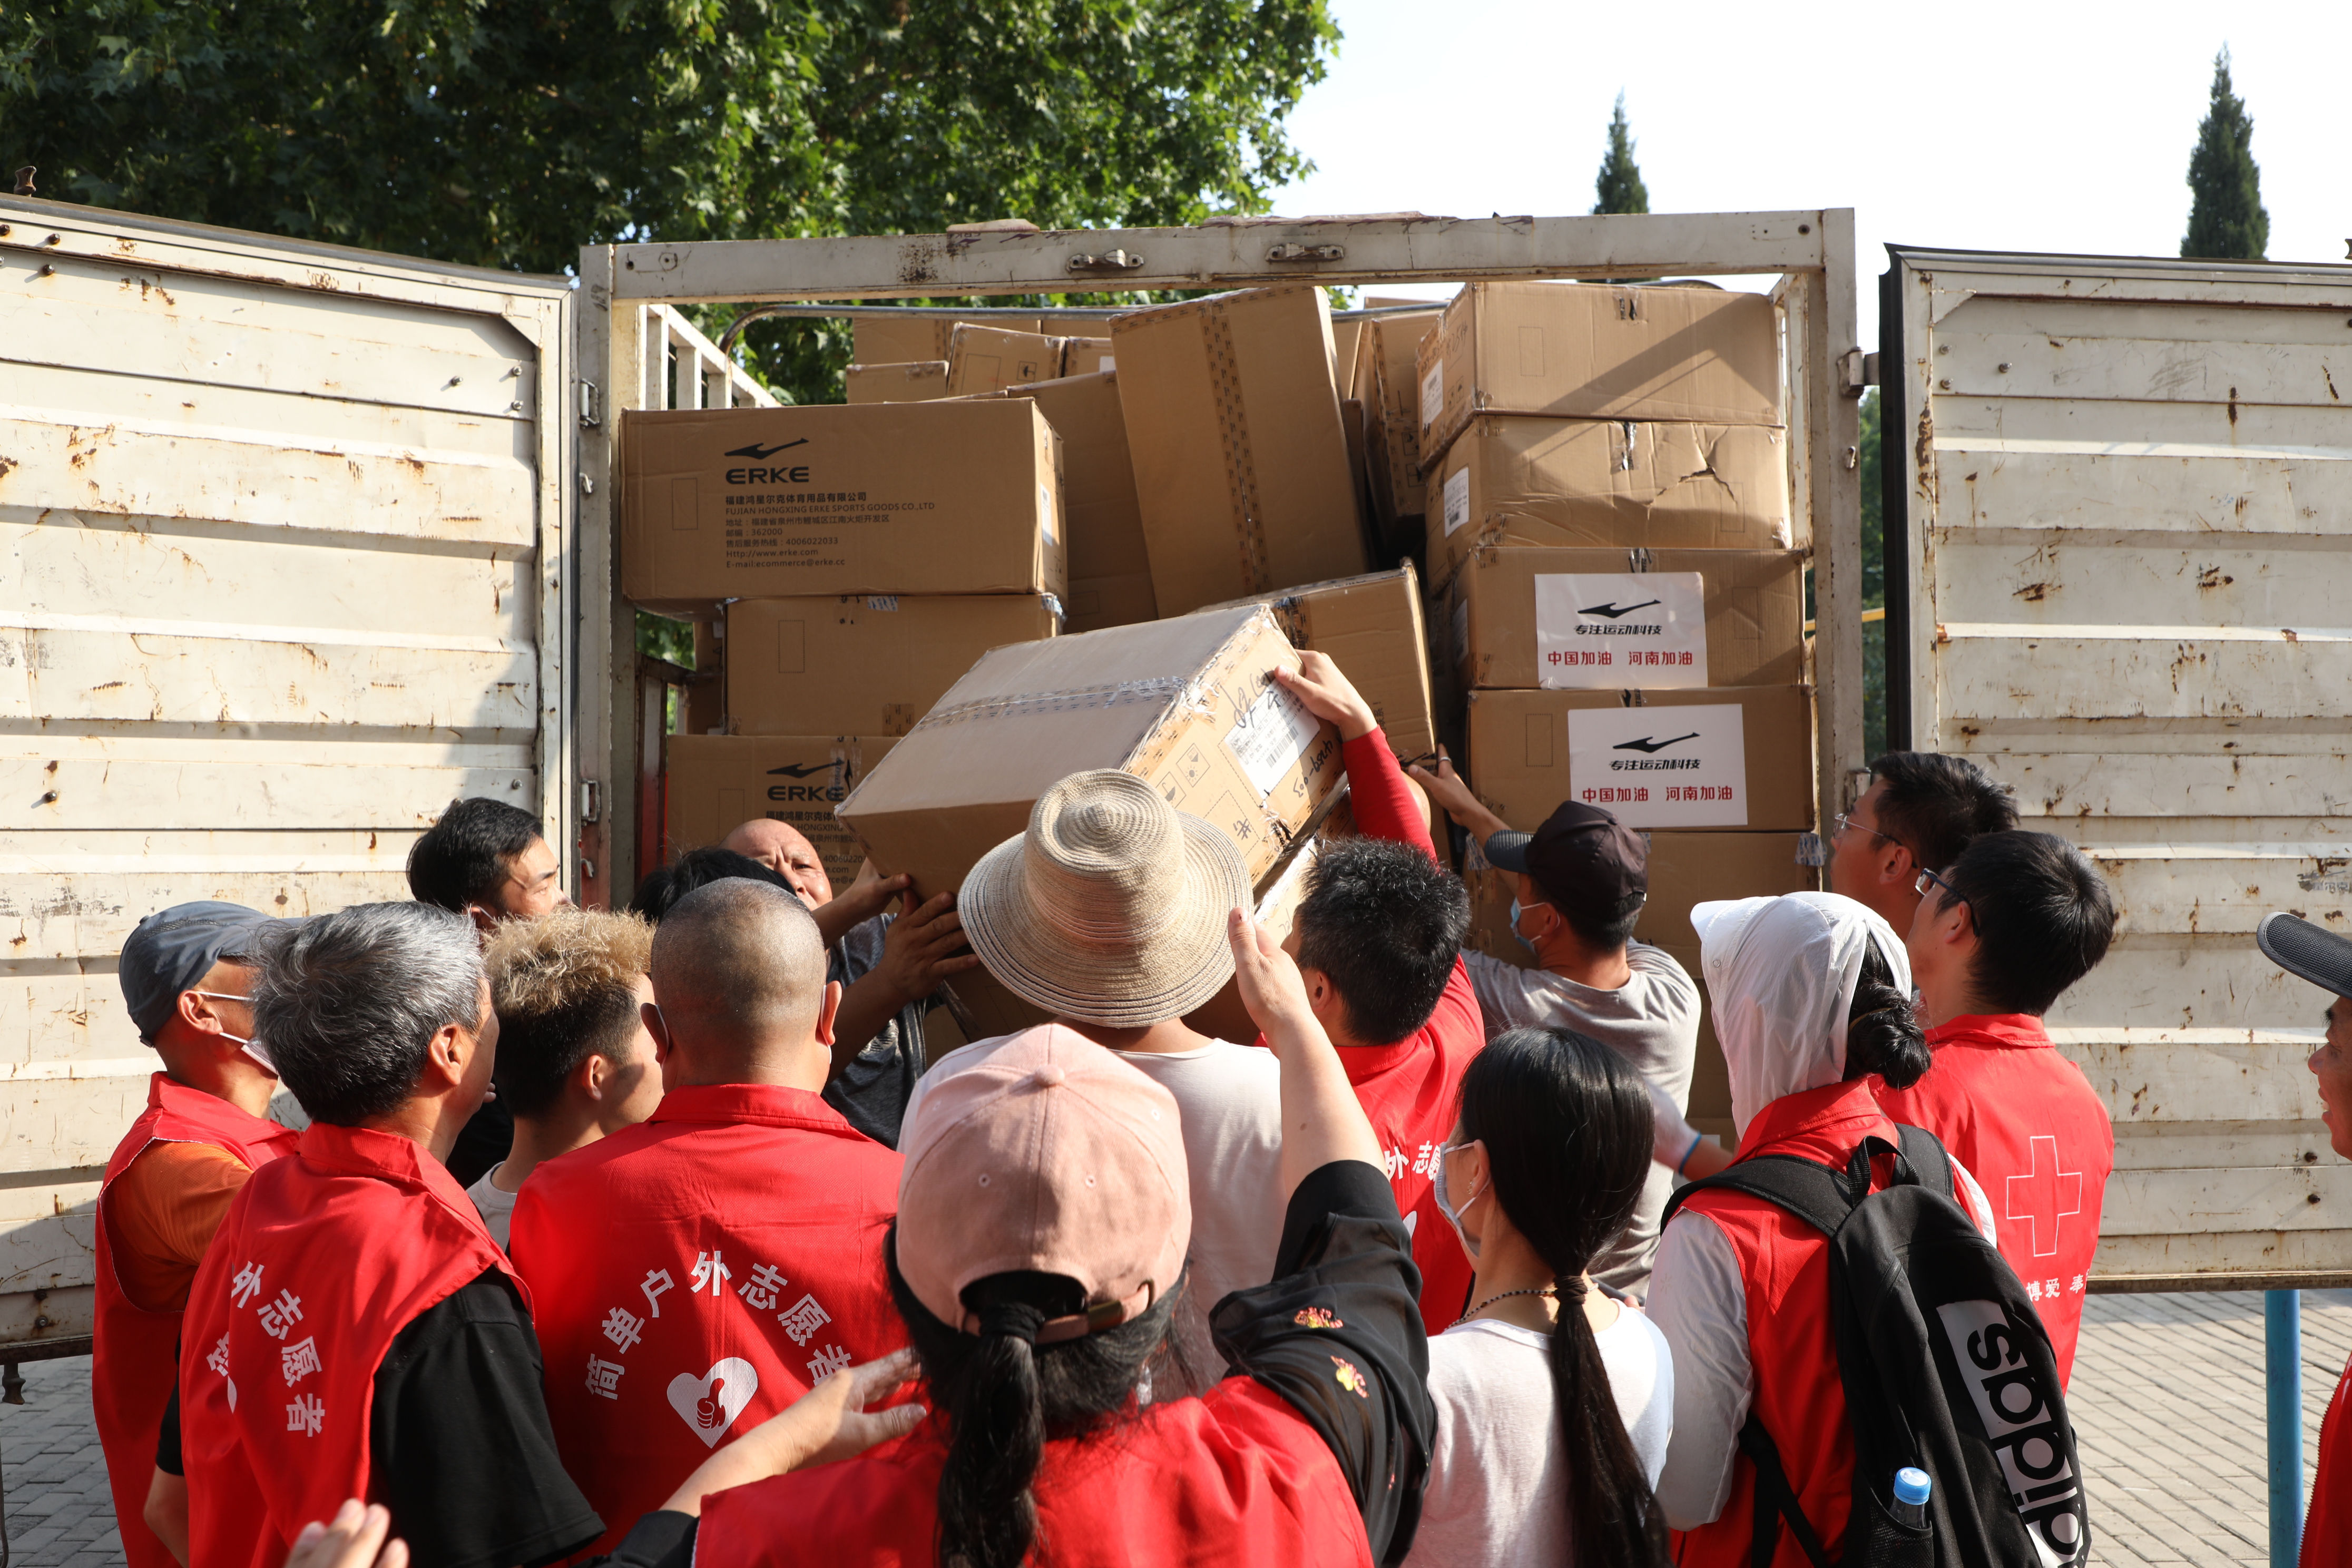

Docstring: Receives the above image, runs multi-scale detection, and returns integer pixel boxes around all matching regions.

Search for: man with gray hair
[509,878,905,1558]
[173,903,602,1568]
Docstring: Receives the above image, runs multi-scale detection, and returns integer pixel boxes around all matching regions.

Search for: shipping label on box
[1567,702,1748,826]
[1198,563,1435,762]
[1534,572,1709,689]
[621,400,1066,609]
[664,734,897,890]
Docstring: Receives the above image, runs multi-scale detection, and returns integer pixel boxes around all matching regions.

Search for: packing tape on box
[908,675,1191,734]
[1199,309,1273,594]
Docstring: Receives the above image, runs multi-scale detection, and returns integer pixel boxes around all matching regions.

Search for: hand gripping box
[621,400,1065,610]
[663,734,898,891]
[839,605,1347,1036]
[1200,563,1436,764]
[725,593,1062,737]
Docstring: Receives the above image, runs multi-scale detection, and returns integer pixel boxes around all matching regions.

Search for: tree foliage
[2180,46,2267,261]
[1591,91,1647,216]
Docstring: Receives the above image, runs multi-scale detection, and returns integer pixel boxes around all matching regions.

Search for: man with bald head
[711,817,977,1148]
[507,880,906,1556]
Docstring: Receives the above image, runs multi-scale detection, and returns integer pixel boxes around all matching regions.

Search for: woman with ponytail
[1406,1028,1673,1567]
[1648,893,1997,1568]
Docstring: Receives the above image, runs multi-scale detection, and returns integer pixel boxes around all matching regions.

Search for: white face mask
[189,991,276,1075]
[1430,1138,1488,1260]
[1507,899,1550,956]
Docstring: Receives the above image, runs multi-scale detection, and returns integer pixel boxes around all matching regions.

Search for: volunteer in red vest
[179,901,601,1568]
[2253,912,2352,1568]
[93,902,300,1568]
[1648,893,1998,1567]
[1414,756,1700,1295]
[1827,751,2016,934]
[509,876,905,1557]
[590,908,1436,1568]
[1265,652,1482,1332]
[1877,829,2117,1383]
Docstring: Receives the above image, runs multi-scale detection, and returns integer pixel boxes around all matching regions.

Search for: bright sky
[1270,0,2346,346]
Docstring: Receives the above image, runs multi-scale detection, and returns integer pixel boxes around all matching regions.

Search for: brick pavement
[0,1292,2346,1565]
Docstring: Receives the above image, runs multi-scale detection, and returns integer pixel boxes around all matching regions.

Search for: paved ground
[0,1290,2344,1564]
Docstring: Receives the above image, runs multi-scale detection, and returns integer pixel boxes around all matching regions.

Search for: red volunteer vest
[509,1082,904,1558]
[2306,1352,2352,1567]
[93,1075,300,1568]
[181,1121,513,1568]
[699,1375,1371,1567]
[1669,1080,1900,1568]
[1874,1014,2114,1383]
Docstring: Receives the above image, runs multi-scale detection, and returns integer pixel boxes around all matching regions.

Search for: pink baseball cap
[896,1024,1191,1343]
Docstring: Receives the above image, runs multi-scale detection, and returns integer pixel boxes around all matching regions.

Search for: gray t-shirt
[820,913,932,1150]
[1461,943,1700,1293]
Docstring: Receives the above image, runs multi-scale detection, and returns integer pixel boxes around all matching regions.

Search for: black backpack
[1660,1124,2090,1568]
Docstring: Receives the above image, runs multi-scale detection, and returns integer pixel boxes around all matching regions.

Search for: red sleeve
[1340,730,1435,865]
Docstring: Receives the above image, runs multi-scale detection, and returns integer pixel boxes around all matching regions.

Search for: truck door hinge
[1838,350,1880,397]
[579,380,601,428]
[580,779,602,824]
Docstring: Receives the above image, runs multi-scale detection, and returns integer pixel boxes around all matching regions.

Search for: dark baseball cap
[1485,802,1648,910]
[2258,912,2352,1000]
[119,902,291,1042]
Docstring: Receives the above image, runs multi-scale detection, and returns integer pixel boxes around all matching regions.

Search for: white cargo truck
[1,199,2340,1385]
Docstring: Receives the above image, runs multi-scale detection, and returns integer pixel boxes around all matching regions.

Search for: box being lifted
[621,400,1066,610]
[726,593,1061,738]
[665,734,899,892]
[838,605,1346,912]
[1200,564,1435,762]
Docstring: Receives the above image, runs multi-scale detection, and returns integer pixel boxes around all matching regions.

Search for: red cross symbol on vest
[2004,1134,2082,1258]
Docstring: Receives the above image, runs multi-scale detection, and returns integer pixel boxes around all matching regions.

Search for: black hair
[1842,939,1932,1089]
[1456,1028,1668,1568]
[886,1235,1190,1568]
[406,797,545,913]
[1867,751,2017,875]
[1559,889,1646,950]
[625,846,795,923]
[1294,838,1470,1044]
[1936,829,2116,1016]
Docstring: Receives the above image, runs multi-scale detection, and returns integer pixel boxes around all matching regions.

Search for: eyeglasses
[1834,811,1903,852]
[1914,866,1970,910]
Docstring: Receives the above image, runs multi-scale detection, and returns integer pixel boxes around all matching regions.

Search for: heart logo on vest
[667,1358,758,1447]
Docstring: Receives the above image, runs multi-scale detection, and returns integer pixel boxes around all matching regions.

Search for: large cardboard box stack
[839,605,1346,1034]
[945,325,1067,397]
[1356,307,1446,541]
[1111,286,1370,616]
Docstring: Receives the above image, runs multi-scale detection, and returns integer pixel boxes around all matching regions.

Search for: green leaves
[2181,46,2267,262]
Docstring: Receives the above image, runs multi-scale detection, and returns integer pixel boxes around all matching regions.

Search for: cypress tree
[2181,48,2268,260]
[1592,93,1649,215]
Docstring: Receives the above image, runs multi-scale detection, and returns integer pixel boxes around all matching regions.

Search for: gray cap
[119,902,290,1042]
[2258,912,2352,1001]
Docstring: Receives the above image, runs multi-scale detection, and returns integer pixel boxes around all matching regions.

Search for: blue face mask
[1508,898,1551,955]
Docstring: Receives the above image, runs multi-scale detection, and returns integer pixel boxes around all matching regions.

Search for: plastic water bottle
[1891,1467,1932,1529]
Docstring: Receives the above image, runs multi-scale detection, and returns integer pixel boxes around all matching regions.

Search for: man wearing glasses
[1877,830,2119,1381]
[93,903,302,1568]
[1828,751,2017,932]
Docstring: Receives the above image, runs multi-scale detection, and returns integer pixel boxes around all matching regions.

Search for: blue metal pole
[2269,1288,2305,1568]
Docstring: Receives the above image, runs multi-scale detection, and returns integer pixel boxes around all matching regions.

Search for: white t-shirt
[465,1163,518,1251]
[907,1034,1286,1396]
[1407,1308,1675,1567]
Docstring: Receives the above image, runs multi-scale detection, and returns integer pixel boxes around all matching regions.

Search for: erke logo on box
[767,759,848,802]
[1612,732,1699,756]
[1576,597,1664,636]
[726,436,811,485]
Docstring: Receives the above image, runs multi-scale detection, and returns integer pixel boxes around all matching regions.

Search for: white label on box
[866,595,900,611]
[1566,703,1749,828]
[1039,483,1058,547]
[1420,361,1444,429]
[1443,466,1471,536]
[1226,682,1323,798]
[1099,355,1114,370]
[1534,573,1709,690]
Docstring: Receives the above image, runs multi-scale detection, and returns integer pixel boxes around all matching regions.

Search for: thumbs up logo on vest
[668,1358,759,1447]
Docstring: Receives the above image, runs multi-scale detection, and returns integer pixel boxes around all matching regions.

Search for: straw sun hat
[958,770,1250,1027]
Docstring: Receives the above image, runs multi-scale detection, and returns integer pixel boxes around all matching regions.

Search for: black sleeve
[155,1380,183,1476]
[591,1512,698,1568]
[1207,1159,1435,1567]
[370,1269,604,1568]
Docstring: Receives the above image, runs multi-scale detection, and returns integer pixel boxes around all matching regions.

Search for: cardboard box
[1200,564,1435,762]
[727,594,1061,737]
[1065,571,1160,635]
[1111,286,1369,615]
[621,401,1066,610]
[1418,282,1781,460]
[845,360,949,404]
[664,734,898,891]
[1465,685,1814,833]
[1063,337,1115,377]
[946,325,1066,396]
[1359,310,1444,527]
[1462,831,1817,1136]
[840,605,1347,1036]
[1332,317,1368,400]
[1428,416,1791,590]
[1449,547,1805,692]
[853,315,1038,365]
